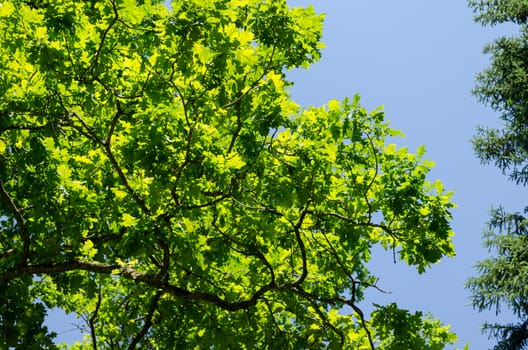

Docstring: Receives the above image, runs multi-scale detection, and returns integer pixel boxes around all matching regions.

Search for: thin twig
[211,209,276,285]
[102,143,151,216]
[292,285,376,350]
[364,131,379,222]
[88,0,119,77]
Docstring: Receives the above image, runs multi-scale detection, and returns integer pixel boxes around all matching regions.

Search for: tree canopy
[0,0,458,348]
[467,0,528,349]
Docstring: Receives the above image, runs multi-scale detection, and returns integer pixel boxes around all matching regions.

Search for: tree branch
[0,259,277,312]
[102,142,151,216]
[311,211,402,239]
[364,131,379,222]
[292,285,376,350]
[0,180,30,266]
[127,291,162,350]
[227,97,242,154]
[0,124,48,132]
[211,208,276,285]
[87,0,119,77]
[288,204,310,287]
[104,99,124,146]
[89,283,102,350]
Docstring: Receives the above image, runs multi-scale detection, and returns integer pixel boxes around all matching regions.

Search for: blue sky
[46,1,526,348]
[286,1,526,349]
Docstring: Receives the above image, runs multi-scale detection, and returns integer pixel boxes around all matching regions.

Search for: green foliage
[467,207,528,350]
[0,278,58,349]
[0,0,457,348]
[468,0,528,348]
[472,29,528,185]
[371,303,458,350]
[468,0,528,25]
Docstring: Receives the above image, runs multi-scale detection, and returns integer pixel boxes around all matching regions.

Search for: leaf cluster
[472,28,528,185]
[468,0,528,25]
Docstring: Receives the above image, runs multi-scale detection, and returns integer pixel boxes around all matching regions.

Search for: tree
[0,0,458,348]
[467,1,528,349]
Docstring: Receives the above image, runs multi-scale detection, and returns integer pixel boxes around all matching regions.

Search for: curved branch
[263,298,287,338]
[311,211,402,240]
[227,97,242,154]
[128,291,163,350]
[211,208,276,285]
[287,205,310,287]
[363,131,379,222]
[89,283,102,350]
[350,301,375,350]
[315,230,360,301]
[104,99,124,146]
[154,238,171,281]
[87,0,119,77]
[292,285,376,350]
[59,102,152,218]
[102,142,151,216]
[306,297,345,348]
[0,259,276,312]
[0,180,30,266]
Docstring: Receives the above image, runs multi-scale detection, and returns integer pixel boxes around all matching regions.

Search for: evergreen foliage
[468,1,528,349]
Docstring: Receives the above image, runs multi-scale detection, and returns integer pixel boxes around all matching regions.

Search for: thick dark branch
[89,284,102,350]
[0,180,30,266]
[227,97,242,154]
[127,291,162,350]
[104,100,124,146]
[0,259,276,312]
[290,206,310,287]
[154,238,170,280]
[350,301,375,350]
[0,124,48,132]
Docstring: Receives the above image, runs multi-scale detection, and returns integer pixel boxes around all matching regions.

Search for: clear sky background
[47,1,527,349]
[285,1,526,349]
